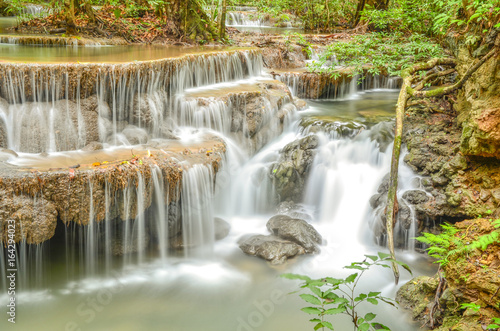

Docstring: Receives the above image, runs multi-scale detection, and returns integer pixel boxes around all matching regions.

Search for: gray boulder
[238,234,306,265]
[270,135,319,202]
[266,215,322,253]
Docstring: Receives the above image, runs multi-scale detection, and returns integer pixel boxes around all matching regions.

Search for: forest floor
[9,4,359,48]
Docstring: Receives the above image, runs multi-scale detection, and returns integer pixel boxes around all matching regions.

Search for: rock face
[0,96,105,153]
[397,219,500,330]
[270,135,319,202]
[0,137,225,244]
[183,80,296,152]
[266,215,322,253]
[449,29,500,159]
[0,191,58,245]
[239,214,322,264]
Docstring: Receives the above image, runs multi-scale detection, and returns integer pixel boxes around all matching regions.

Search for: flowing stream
[0,44,436,330]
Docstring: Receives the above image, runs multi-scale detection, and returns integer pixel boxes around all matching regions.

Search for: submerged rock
[270,135,319,202]
[266,215,322,253]
[214,217,230,241]
[238,234,306,265]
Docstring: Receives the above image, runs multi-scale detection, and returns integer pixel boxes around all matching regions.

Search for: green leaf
[368,292,381,297]
[377,252,391,259]
[310,319,321,323]
[367,298,379,305]
[300,294,322,305]
[301,307,322,314]
[325,307,346,315]
[308,285,323,298]
[355,293,367,302]
[281,273,311,281]
[358,322,370,331]
[365,255,379,262]
[325,277,344,285]
[322,321,334,330]
[371,322,391,330]
[365,312,376,321]
[314,323,323,331]
[345,273,358,284]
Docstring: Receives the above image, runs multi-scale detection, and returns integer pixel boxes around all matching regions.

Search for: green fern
[416,219,500,267]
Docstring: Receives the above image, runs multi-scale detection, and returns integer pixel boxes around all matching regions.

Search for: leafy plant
[416,219,500,267]
[282,252,412,331]
[309,32,445,78]
[489,317,500,329]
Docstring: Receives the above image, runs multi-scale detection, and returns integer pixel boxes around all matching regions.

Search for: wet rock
[122,125,149,145]
[402,190,429,204]
[293,97,307,111]
[396,275,439,324]
[266,215,322,253]
[238,234,306,265]
[276,201,313,221]
[132,91,167,128]
[0,149,17,162]
[214,217,230,241]
[82,142,104,152]
[270,135,319,202]
[0,191,58,244]
[111,231,150,256]
[0,119,6,149]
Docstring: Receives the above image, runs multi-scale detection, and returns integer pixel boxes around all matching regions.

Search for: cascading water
[226,12,267,27]
[0,42,428,331]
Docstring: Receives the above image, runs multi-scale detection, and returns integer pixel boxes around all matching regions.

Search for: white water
[0,49,431,330]
[226,12,268,27]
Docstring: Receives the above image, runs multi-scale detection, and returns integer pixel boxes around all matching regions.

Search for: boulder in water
[270,135,319,202]
[238,234,306,265]
[214,217,230,241]
[266,215,322,254]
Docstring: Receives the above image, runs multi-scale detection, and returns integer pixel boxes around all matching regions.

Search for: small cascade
[305,131,391,227]
[22,4,50,17]
[226,12,267,27]
[228,6,258,12]
[172,95,232,134]
[276,72,402,99]
[0,50,264,152]
[181,164,216,258]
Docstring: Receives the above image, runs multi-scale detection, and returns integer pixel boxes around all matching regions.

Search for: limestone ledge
[0,137,226,245]
[0,48,260,103]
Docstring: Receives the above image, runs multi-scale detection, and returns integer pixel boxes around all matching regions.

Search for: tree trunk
[352,0,387,27]
[218,0,227,40]
[64,0,77,34]
[166,0,219,41]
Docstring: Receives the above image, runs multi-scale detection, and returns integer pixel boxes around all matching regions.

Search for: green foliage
[309,32,445,78]
[489,317,500,329]
[416,219,500,267]
[282,252,412,331]
[228,0,357,31]
[460,302,481,312]
[430,0,500,35]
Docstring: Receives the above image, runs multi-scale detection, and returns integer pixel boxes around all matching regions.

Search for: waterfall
[181,164,216,258]
[0,50,264,152]
[277,73,402,99]
[226,12,267,27]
